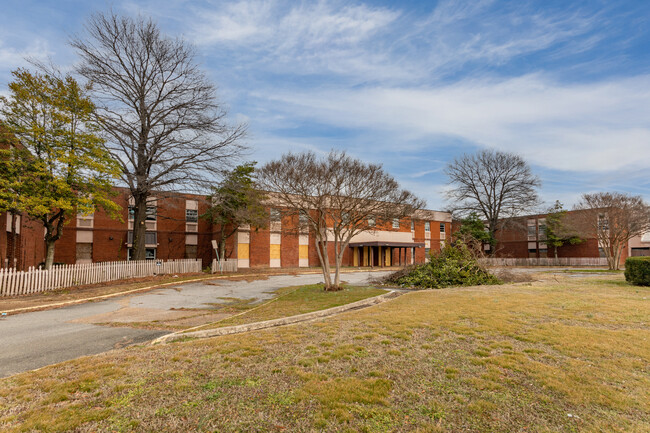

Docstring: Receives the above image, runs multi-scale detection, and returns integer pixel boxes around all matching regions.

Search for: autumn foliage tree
[258,151,424,290]
[0,69,120,269]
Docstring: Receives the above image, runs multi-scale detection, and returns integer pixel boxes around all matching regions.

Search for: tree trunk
[316,238,333,290]
[219,238,226,262]
[9,211,18,269]
[44,239,56,270]
[333,254,343,289]
[612,246,622,271]
[132,194,148,261]
[332,238,349,291]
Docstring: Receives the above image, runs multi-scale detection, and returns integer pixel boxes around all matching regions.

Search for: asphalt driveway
[0,271,389,378]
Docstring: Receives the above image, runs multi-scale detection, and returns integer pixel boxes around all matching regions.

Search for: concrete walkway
[0,271,390,378]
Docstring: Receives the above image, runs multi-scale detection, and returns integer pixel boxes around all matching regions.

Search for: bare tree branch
[71,11,247,259]
[573,192,650,270]
[258,150,425,290]
[445,149,540,253]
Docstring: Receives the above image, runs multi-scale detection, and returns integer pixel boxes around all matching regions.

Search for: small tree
[574,193,650,270]
[258,151,424,291]
[203,163,268,261]
[445,149,540,253]
[545,200,583,259]
[0,69,121,269]
[455,212,494,255]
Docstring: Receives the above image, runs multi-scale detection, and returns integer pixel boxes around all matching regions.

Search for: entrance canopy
[349,241,424,248]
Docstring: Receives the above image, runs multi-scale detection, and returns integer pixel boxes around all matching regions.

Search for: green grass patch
[193,283,386,331]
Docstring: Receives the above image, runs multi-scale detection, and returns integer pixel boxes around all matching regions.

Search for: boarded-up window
[76,243,93,263]
[185,245,197,259]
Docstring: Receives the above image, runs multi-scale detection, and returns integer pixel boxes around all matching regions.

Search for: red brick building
[493,212,603,259]
[0,125,47,269]
[2,186,452,270]
[491,210,649,265]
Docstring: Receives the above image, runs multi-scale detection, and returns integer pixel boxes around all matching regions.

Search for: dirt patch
[491,268,535,283]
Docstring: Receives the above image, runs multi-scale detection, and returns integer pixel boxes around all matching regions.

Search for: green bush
[624,256,650,286]
[385,243,501,289]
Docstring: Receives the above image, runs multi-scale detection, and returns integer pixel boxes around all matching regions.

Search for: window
[127,248,157,260]
[145,232,157,244]
[538,223,547,240]
[411,220,415,231]
[392,218,400,229]
[270,208,281,222]
[185,245,197,259]
[186,209,198,222]
[424,221,430,232]
[368,216,375,227]
[439,223,445,233]
[127,231,157,245]
[299,210,309,232]
[128,206,157,221]
[598,214,609,231]
[527,225,537,239]
[341,211,351,224]
[425,248,430,257]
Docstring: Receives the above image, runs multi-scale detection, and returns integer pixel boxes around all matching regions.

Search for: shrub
[385,243,501,289]
[624,257,650,286]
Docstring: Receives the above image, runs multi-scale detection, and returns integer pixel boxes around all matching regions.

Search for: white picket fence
[479,257,608,267]
[0,259,202,297]
[211,258,238,274]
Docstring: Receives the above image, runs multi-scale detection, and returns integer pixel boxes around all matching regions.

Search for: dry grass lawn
[0,272,648,432]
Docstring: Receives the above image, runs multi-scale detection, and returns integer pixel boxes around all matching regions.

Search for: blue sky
[1,0,650,211]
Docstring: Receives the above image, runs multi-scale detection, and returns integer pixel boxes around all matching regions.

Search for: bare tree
[573,192,650,270]
[258,151,424,291]
[71,12,246,260]
[445,149,540,253]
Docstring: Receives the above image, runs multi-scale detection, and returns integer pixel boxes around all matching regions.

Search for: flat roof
[349,241,425,248]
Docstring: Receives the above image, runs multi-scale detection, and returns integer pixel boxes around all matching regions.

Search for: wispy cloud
[0,39,53,73]
[259,73,650,173]
[176,0,599,84]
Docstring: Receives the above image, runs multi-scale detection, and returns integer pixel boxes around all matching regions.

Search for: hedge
[624,256,650,286]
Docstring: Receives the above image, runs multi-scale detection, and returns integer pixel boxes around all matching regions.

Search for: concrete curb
[0,268,397,316]
[152,290,402,345]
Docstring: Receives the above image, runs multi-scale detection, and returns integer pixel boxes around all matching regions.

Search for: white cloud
[177,0,598,84]
[191,0,398,46]
[0,39,52,72]
[259,74,650,173]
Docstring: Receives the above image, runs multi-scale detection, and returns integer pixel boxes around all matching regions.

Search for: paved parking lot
[0,271,389,377]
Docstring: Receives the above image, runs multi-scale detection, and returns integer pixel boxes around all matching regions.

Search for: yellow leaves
[0,68,122,229]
